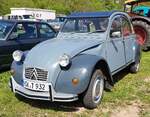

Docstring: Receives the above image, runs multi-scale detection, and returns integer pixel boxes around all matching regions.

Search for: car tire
[132,20,150,51]
[130,61,140,73]
[83,69,105,109]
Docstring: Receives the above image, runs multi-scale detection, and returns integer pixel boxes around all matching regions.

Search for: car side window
[110,17,122,38]
[11,23,37,40]
[122,17,132,37]
[38,23,54,38]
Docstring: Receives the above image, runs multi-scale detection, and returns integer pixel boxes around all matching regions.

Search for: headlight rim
[12,50,24,62]
[59,53,71,67]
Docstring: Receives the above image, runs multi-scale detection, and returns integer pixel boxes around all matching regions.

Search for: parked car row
[8,11,141,109]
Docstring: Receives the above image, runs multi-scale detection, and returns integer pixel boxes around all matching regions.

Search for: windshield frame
[60,17,109,33]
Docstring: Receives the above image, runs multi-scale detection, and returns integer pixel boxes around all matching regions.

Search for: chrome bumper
[10,76,78,102]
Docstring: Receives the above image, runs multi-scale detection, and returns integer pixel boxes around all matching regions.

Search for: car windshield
[0,21,14,39]
[61,18,108,33]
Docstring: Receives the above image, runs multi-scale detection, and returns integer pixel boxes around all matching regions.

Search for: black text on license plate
[24,81,47,91]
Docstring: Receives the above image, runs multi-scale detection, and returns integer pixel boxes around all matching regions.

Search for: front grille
[25,68,48,81]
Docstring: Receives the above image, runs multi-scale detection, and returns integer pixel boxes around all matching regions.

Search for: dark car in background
[0,20,56,68]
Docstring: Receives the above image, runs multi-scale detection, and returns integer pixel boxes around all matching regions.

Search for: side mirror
[9,33,18,40]
[110,31,121,38]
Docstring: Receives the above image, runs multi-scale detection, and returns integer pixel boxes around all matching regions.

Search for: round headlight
[59,54,70,67]
[12,50,23,62]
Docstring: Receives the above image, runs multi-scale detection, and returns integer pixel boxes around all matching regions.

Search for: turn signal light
[72,78,79,85]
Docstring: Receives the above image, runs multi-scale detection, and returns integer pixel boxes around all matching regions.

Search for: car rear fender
[133,40,141,63]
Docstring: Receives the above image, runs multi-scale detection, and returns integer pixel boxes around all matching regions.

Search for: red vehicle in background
[124,0,150,51]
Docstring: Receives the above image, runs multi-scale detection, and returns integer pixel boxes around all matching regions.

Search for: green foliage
[0,0,125,15]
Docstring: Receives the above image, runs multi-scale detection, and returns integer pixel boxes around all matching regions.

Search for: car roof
[67,11,117,18]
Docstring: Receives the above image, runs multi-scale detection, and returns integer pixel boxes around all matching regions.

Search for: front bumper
[10,76,78,102]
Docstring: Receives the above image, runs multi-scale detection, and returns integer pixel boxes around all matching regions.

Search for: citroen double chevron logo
[30,68,38,80]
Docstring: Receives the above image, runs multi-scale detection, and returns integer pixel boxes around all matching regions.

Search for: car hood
[24,33,104,67]
[23,33,104,84]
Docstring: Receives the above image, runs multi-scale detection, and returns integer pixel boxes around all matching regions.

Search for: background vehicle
[10,8,56,21]
[48,16,66,31]
[124,0,150,50]
[133,6,150,16]
[0,20,56,68]
[4,14,36,21]
[10,11,141,109]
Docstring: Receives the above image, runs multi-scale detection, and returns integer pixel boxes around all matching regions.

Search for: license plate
[23,80,49,91]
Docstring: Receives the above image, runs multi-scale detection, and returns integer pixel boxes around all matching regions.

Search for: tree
[0,0,124,16]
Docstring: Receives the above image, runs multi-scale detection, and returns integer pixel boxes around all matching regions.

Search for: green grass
[0,52,150,117]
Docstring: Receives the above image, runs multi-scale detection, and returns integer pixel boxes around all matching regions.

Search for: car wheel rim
[92,76,104,104]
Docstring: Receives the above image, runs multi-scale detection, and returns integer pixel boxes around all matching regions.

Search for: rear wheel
[83,69,105,109]
[132,20,150,51]
[130,61,140,73]
[130,47,141,73]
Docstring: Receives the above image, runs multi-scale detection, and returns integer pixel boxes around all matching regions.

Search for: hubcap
[92,76,104,104]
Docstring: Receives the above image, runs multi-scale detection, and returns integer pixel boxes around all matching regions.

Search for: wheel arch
[132,16,150,25]
[93,59,114,86]
[133,41,142,63]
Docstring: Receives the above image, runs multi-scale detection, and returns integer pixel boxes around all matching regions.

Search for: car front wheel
[83,69,105,109]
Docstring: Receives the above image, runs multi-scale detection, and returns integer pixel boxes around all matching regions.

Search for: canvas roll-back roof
[67,11,116,18]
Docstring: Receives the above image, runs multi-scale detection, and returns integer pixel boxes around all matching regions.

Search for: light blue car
[10,11,141,109]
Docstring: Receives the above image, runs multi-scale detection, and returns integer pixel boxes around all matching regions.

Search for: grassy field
[0,52,150,117]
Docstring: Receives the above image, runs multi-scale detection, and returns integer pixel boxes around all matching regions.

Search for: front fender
[11,51,29,85]
[55,54,103,94]
[11,61,23,85]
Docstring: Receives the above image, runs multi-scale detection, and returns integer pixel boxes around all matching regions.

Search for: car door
[0,21,22,67]
[12,22,40,51]
[0,38,21,67]
[122,16,135,64]
[106,15,126,74]
[37,23,56,41]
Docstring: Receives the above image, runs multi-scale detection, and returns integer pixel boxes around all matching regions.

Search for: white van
[5,14,36,21]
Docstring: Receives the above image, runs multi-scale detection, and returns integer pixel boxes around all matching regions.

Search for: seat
[19,26,36,39]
